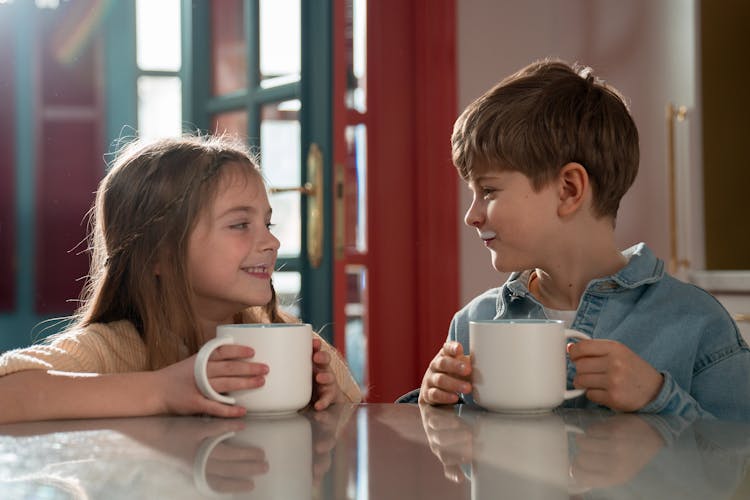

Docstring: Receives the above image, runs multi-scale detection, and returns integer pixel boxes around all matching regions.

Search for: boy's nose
[464,200,484,228]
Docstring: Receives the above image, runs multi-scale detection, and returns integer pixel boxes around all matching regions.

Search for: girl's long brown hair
[69,134,293,369]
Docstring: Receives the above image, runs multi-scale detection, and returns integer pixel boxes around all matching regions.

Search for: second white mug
[470,319,590,413]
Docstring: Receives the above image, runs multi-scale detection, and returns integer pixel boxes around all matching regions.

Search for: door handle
[666,102,690,275]
[270,143,324,268]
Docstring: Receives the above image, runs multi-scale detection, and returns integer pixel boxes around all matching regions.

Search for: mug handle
[194,336,236,405]
[193,431,236,497]
[563,329,591,400]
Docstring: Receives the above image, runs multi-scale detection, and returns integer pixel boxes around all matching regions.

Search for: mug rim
[470,319,564,325]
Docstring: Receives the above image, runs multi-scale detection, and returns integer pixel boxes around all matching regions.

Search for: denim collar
[503,242,664,301]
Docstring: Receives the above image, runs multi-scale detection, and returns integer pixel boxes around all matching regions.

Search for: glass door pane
[261,100,301,258]
[211,0,246,95]
[259,0,300,87]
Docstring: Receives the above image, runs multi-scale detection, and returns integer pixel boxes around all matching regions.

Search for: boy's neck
[528,228,627,311]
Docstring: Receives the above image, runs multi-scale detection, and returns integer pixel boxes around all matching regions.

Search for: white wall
[456,0,699,304]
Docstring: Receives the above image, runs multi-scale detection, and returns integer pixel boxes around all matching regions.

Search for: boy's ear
[557,162,589,217]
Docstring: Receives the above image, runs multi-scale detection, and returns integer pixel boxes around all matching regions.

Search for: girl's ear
[557,162,589,217]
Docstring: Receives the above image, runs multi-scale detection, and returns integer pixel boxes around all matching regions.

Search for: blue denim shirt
[448,243,750,420]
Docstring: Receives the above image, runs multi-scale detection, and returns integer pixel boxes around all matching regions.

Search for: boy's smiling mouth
[479,230,497,246]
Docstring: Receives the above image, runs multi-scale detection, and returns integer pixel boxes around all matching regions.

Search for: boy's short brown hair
[451,59,639,219]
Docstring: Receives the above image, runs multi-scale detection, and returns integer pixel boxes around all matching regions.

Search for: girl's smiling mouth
[242,264,271,278]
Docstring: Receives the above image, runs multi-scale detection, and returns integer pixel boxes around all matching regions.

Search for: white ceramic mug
[194,323,313,416]
[193,413,313,498]
[469,319,590,413]
[471,412,587,500]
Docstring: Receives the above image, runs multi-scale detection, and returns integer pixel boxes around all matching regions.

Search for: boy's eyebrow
[470,174,500,184]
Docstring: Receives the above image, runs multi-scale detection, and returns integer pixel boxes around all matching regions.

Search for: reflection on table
[1,403,749,499]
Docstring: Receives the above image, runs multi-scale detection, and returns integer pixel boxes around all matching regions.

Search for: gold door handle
[666,103,690,274]
[269,143,324,268]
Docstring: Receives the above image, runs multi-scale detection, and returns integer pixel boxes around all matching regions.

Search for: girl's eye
[230,222,250,230]
[266,223,275,230]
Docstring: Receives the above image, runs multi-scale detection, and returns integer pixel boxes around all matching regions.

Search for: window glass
[136,0,181,71]
[345,0,366,111]
[273,271,301,318]
[345,265,368,390]
[212,110,248,139]
[345,124,367,252]
[259,0,300,87]
[211,0,247,95]
[262,100,301,258]
[137,76,181,140]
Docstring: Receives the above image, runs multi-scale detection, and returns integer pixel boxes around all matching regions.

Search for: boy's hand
[568,339,664,412]
[419,341,472,405]
[158,345,268,418]
[311,337,344,411]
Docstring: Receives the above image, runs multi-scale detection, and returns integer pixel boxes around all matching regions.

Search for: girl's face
[464,169,560,273]
[187,164,280,322]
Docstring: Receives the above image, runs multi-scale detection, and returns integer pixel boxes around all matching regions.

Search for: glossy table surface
[1,403,749,499]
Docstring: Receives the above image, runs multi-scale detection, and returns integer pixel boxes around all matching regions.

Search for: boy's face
[464,168,560,273]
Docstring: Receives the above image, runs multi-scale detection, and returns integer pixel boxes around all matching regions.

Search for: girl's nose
[263,229,281,253]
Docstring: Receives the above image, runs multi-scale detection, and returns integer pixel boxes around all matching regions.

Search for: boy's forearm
[0,369,165,424]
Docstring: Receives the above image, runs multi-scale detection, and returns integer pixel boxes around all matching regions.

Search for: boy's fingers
[568,339,614,359]
[432,373,471,394]
[442,342,463,357]
[424,387,461,405]
[432,355,470,376]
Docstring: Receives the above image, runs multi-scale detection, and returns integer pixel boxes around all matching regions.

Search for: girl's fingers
[208,375,266,394]
[314,391,335,410]
[313,349,330,365]
[207,360,269,378]
[315,371,336,385]
[202,400,247,418]
[208,344,255,361]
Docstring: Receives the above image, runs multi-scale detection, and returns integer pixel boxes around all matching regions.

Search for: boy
[417,59,750,420]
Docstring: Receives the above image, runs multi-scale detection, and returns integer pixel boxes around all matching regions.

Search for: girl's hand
[311,338,344,411]
[156,345,269,418]
[419,342,472,405]
[568,339,664,412]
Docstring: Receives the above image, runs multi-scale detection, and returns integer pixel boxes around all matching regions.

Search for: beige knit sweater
[0,320,362,403]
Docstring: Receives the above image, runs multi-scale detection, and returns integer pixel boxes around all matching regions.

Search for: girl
[0,135,361,423]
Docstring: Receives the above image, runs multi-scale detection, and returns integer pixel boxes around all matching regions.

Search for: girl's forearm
[0,369,165,424]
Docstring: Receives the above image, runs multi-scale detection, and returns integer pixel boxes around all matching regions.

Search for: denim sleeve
[640,372,716,420]
[641,347,750,421]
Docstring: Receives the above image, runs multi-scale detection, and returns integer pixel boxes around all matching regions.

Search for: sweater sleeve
[0,321,149,376]
[314,333,362,403]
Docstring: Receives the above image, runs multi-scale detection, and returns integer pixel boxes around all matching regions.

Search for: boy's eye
[480,187,497,198]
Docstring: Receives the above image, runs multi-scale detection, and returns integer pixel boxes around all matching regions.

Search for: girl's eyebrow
[217,206,273,218]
